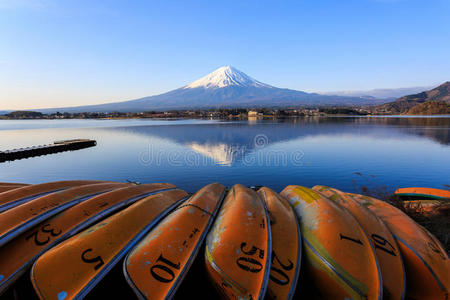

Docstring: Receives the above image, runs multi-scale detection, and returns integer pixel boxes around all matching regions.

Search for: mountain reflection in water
[109,117,450,165]
[0,117,448,193]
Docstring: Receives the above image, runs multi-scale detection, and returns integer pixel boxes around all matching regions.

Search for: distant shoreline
[1,108,448,121]
[1,114,449,121]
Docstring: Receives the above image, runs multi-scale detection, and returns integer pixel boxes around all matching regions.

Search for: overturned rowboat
[30,189,188,300]
[0,183,174,295]
[348,192,450,300]
[205,184,271,300]
[0,182,127,247]
[124,183,225,299]
[281,186,382,299]
[313,185,405,300]
[0,180,107,213]
[0,181,447,299]
[258,187,301,300]
[394,187,450,200]
[0,183,28,193]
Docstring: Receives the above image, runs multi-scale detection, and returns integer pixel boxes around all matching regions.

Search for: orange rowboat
[124,183,226,299]
[394,187,450,200]
[31,189,188,300]
[313,186,405,300]
[0,185,22,193]
[0,184,28,193]
[348,193,450,300]
[257,187,301,300]
[281,186,382,300]
[0,182,27,187]
[0,183,175,295]
[0,180,107,213]
[205,184,271,300]
[0,182,126,247]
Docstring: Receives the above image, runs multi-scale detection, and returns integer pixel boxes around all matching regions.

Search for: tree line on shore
[0,107,371,120]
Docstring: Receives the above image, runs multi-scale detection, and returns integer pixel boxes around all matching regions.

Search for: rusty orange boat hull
[124,183,226,299]
[0,184,28,193]
[394,187,450,200]
[30,189,188,300]
[348,193,449,300]
[258,187,301,300]
[0,182,127,247]
[0,180,107,213]
[0,183,175,295]
[204,184,271,300]
[313,185,405,300]
[0,182,27,187]
[281,186,382,300]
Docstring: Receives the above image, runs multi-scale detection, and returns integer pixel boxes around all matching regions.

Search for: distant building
[248,110,258,117]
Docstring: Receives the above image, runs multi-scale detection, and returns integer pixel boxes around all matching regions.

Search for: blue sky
[1,0,449,109]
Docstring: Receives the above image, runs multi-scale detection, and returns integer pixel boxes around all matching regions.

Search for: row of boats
[0,180,448,299]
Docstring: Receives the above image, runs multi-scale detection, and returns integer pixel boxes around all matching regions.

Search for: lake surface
[1,117,449,194]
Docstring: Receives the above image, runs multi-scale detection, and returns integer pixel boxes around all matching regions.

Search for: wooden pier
[0,139,96,162]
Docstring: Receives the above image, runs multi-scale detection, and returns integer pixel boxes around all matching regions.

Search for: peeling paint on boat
[124,183,225,300]
[30,189,187,300]
[281,185,381,300]
[204,184,271,300]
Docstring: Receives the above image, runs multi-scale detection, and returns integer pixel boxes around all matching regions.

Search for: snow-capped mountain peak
[34,65,387,113]
[184,66,272,89]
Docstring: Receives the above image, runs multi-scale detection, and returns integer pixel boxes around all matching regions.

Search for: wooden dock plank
[0,139,96,162]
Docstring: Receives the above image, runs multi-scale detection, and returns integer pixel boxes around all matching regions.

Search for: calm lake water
[1,117,449,193]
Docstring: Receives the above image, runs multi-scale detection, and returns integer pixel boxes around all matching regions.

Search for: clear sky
[1,0,449,110]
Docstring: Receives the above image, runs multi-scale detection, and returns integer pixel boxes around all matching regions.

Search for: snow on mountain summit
[184,66,272,89]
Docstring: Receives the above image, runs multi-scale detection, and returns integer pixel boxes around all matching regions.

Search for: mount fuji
[39,66,386,113]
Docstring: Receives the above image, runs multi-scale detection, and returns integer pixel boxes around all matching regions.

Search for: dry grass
[396,199,449,255]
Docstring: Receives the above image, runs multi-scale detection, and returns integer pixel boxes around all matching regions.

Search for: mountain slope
[376,82,450,114]
[324,86,434,100]
[406,101,450,115]
[38,66,388,113]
